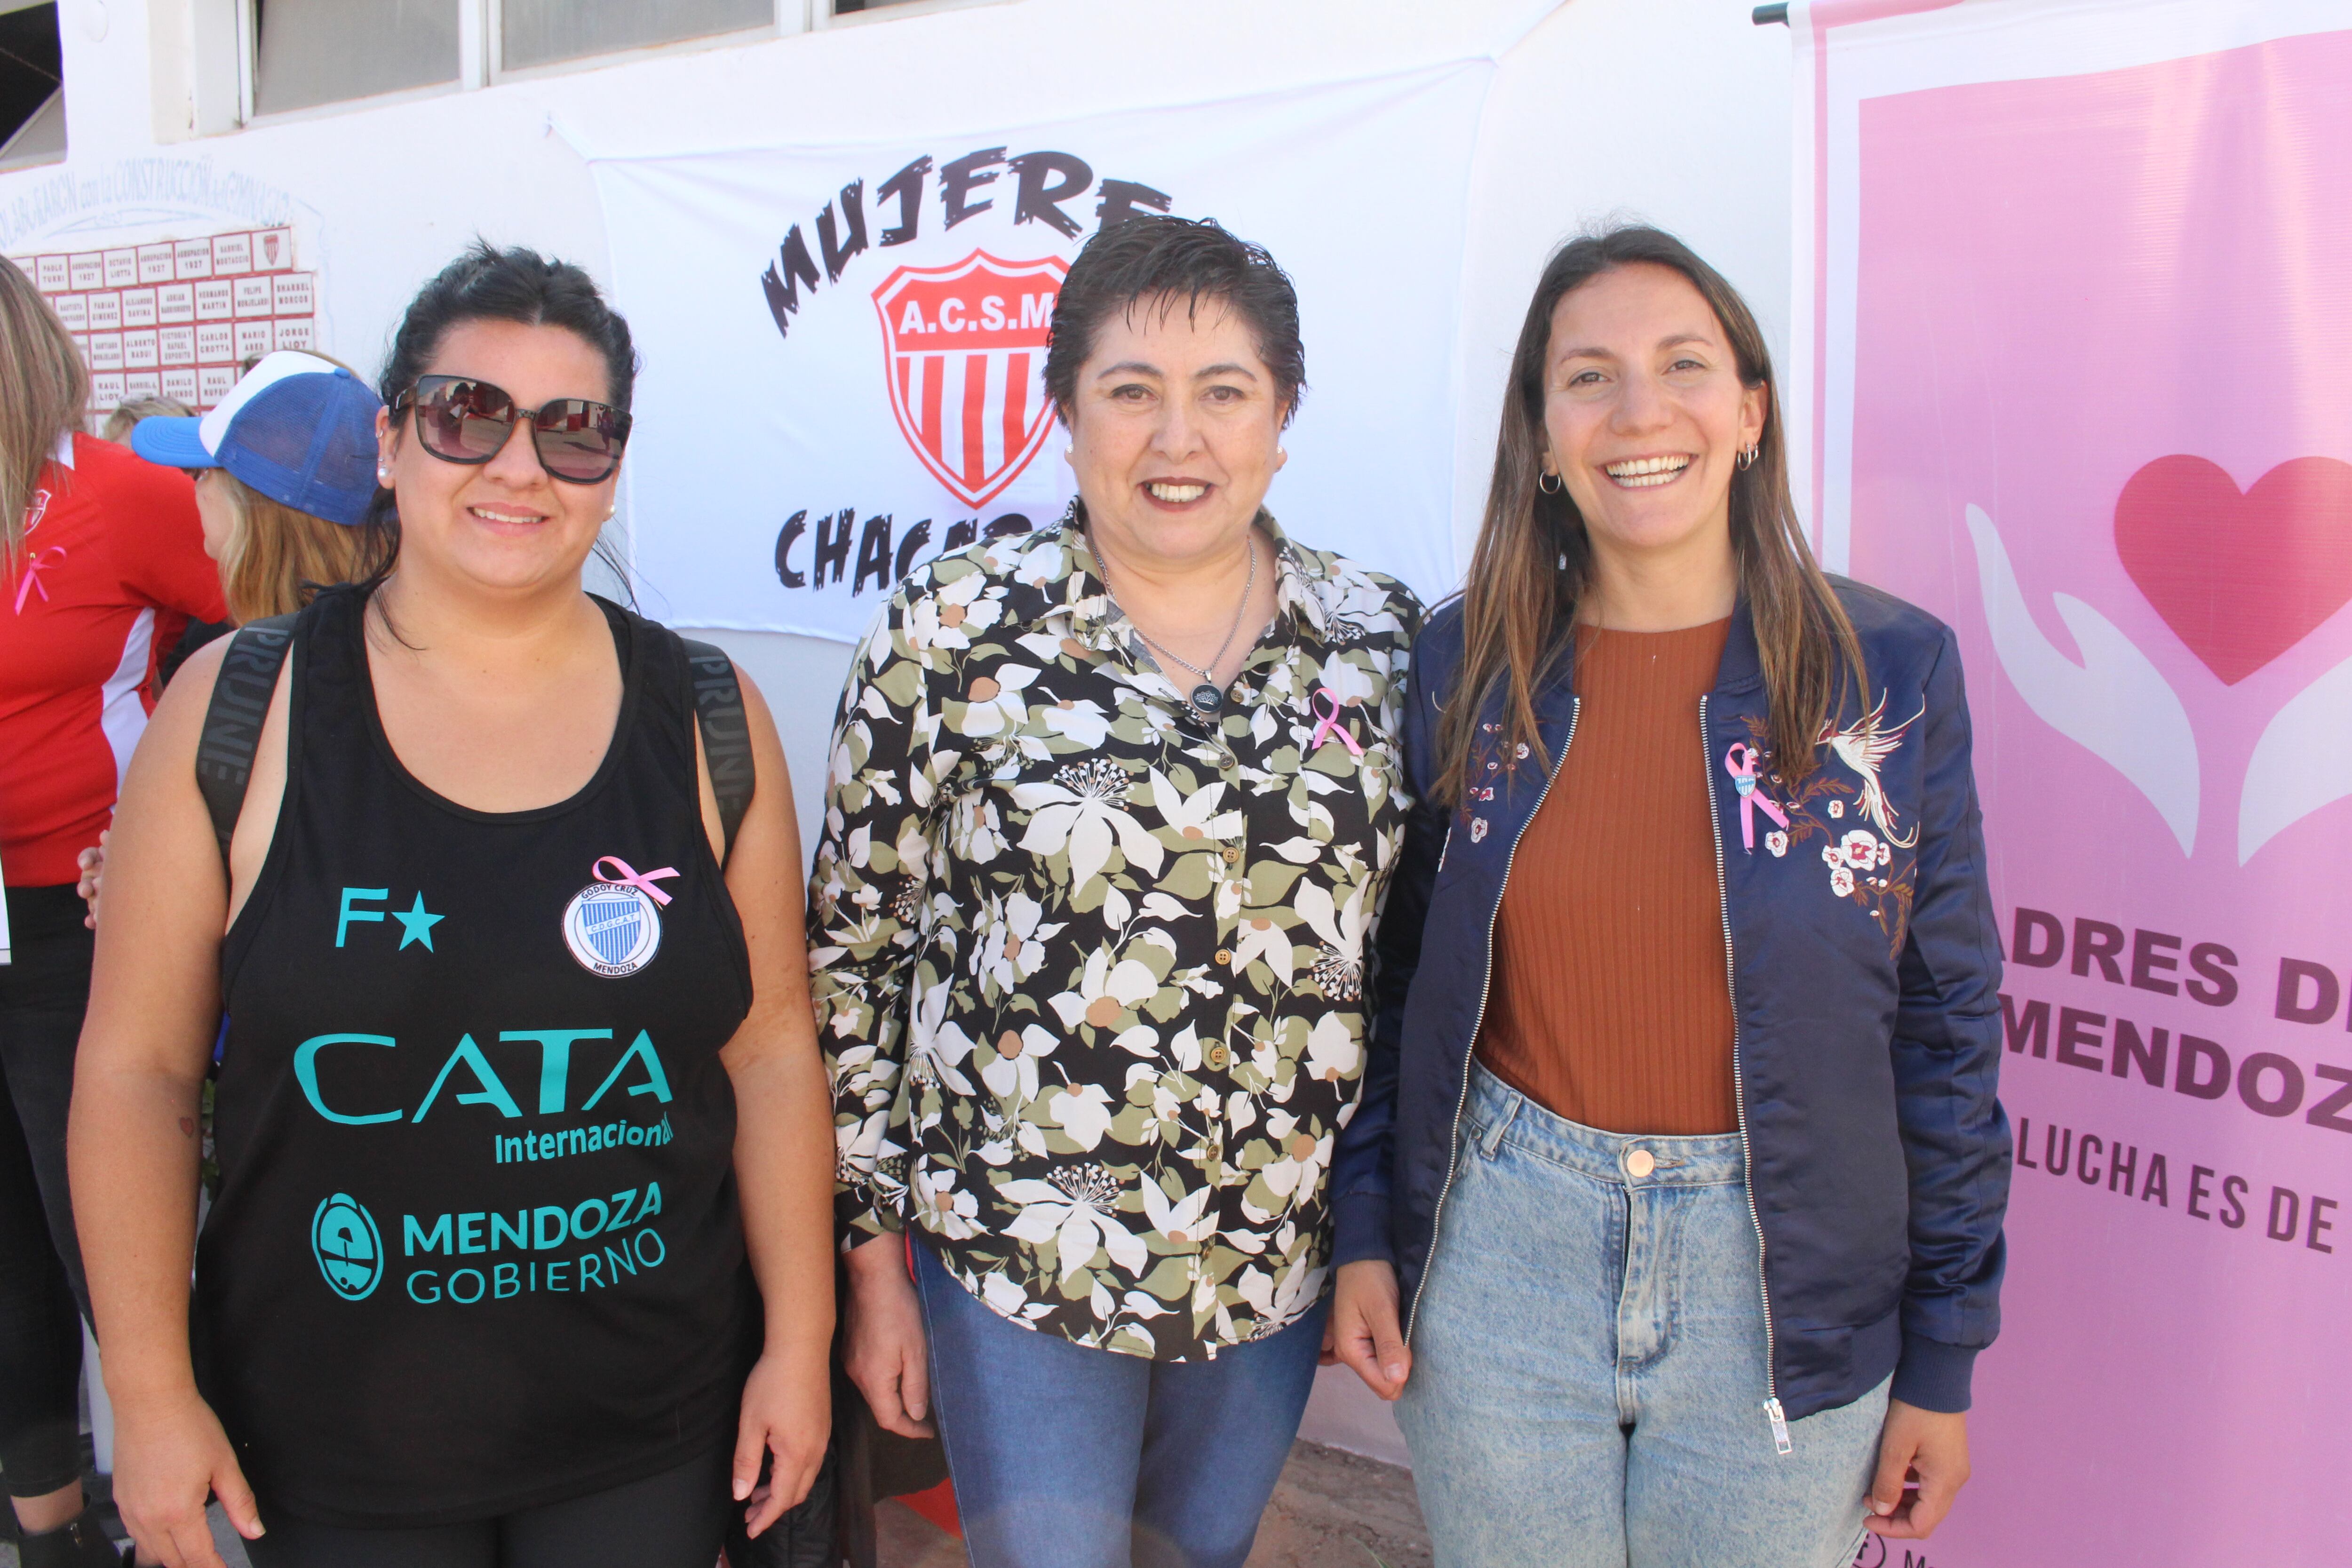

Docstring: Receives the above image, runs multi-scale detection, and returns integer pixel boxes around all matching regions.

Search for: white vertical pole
[462,0,492,88]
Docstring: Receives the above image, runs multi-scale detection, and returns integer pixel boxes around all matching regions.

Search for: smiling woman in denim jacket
[1327,226,2012,1568]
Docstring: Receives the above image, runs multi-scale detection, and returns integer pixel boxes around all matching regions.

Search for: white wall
[8,0,1793,1468]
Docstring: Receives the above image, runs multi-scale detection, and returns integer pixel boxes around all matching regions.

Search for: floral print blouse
[810,510,1421,1359]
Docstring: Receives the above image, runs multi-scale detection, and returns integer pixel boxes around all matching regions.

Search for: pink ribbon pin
[10,546,65,616]
[1309,687,1365,757]
[593,856,679,906]
[1724,742,1788,852]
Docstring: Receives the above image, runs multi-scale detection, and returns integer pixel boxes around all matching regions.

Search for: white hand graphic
[2239,649,2352,865]
[1964,504,2199,855]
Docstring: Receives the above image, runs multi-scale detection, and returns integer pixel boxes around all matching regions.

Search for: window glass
[833,0,934,10]
[501,0,772,72]
[0,4,64,171]
[252,0,460,115]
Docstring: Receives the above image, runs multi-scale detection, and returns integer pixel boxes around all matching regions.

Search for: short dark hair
[379,240,638,414]
[1043,216,1305,429]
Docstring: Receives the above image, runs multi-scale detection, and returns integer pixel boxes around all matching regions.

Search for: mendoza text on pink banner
[1803,3,2352,1563]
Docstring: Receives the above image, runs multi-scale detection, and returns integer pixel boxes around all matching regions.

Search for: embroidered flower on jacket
[1765,829,1788,858]
[1733,708,1917,959]
[1841,829,1884,870]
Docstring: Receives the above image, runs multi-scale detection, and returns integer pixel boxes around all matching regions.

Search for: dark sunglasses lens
[417,381,516,462]
[532,401,623,482]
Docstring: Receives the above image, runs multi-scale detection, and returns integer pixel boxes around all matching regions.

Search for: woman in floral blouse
[810,216,1420,1568]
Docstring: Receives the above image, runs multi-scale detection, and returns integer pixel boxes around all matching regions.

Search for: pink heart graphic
[2113,455,2352,685]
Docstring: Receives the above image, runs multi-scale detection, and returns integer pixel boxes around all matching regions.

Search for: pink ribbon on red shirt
[1724,741,1789,852]
[1309,687,1364,757]
[593,856,679,906]
[10,547,65,615]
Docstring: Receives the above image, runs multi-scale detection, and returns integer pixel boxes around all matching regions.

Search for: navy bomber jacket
[1334,581,2012,1423]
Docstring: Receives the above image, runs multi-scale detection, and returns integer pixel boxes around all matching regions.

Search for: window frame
[0,0,65,171]
[482,0,804,89]
[817,0,1009,27]
[202,0,1020,134]
[0,87,64,171]
[232,0,476,127]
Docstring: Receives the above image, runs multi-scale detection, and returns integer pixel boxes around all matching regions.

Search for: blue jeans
[912,1239,1326,1568]
[1397,1065,1889,1568]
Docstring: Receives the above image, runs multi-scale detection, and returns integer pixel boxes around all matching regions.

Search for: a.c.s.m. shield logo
[872,251,1069,510]
[311,1192,382,1301]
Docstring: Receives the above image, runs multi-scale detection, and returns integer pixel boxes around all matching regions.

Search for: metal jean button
[1624,1146,1655,1179]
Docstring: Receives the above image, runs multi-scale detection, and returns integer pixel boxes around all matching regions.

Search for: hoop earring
[1738,444,1759,470]
[1537,470,1564,494]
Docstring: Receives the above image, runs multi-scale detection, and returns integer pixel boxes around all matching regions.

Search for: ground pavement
[1,1441,1428,1568]
[874,1441,1432,1568]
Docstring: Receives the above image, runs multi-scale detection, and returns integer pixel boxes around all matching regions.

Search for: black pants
[0,885,97,1501]
[243,1447,734,1568]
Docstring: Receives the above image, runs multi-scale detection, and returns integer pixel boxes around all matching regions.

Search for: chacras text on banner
[749,144,1176,606]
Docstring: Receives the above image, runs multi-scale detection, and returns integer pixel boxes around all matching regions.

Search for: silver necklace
[1091,531,1258,717]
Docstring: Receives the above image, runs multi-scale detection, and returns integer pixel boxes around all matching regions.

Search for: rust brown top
[1476,617,1739,1135]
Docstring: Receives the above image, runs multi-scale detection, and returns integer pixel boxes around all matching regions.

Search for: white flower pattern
[812,513,1417,1359]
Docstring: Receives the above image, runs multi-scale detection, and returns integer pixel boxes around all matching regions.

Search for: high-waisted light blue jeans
[1397,1064,1889,1568]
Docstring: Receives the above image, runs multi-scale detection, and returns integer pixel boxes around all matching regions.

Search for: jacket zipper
[1700,693,1791,1455]
[1404,697,1576,1342]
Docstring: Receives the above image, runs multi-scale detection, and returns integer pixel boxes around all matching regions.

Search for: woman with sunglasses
[69,244,834,1568]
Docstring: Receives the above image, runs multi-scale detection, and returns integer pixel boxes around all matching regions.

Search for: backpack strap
[681,638,755,865]
[193,614,299,863]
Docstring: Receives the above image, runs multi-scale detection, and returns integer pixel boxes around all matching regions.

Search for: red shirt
[1,434,227,887]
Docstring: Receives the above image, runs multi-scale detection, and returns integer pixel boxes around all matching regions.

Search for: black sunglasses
[395,374,633,485]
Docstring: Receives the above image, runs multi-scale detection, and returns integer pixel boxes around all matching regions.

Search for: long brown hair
[0,260,88,564]
[210,470,389,623]
[1437,225,1863,808]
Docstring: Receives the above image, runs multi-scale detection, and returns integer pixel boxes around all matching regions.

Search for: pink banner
[1808,6,2352,1564]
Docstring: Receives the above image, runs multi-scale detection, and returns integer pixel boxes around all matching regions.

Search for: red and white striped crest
[872,251,1068,510]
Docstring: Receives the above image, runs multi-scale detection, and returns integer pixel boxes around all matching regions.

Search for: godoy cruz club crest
[311,1193,382,1301]
[872,251,1068,509]
[561,856,678,978]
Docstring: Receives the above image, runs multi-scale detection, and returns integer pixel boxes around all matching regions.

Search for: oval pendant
[1189,682,1224,716]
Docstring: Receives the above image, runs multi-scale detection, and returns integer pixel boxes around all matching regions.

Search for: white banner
[589,65,1496,641]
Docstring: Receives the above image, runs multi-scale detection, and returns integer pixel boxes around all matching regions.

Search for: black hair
[1042,215,1306,429]
[360,241,640,604]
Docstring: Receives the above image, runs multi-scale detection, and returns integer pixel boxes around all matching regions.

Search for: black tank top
[195,584,757,1528]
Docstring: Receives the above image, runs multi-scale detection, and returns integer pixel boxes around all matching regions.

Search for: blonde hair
[0,261,88,563]
[212,470,387,623]
[103,396,196,444]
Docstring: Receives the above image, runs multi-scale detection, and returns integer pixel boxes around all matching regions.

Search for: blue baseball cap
[132,351,383,527]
